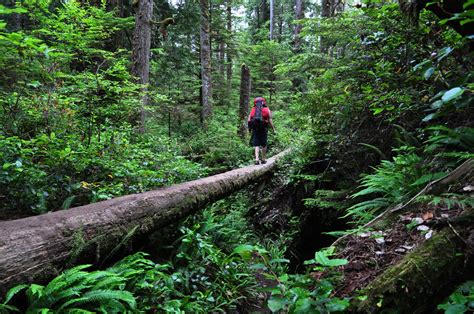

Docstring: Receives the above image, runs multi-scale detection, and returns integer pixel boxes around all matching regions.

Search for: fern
[57,290,136,312]
[425,126,474,155]
[346,146,428,224]
[418,193,474,210]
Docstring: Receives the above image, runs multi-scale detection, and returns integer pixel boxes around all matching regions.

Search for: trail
[0,150,290,293]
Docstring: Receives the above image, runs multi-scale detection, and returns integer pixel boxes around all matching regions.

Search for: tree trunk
[293,0,304,50]
[0,150,290,294]
[131,0,153,133]
[320,0,333,53]
[200,0,212,128]
[238,64,250,139]
[226,0,233,101]
[269,0,274,40]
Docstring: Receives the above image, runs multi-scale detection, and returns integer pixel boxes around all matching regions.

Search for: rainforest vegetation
[0,0,473,312]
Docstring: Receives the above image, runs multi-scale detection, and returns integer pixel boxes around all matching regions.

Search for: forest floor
[334,203,465,297]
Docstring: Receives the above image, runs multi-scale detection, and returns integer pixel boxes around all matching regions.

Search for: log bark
[131,0,153,133]
[199,0,212,128]
[0,150,289,294]
[238,64,251,139]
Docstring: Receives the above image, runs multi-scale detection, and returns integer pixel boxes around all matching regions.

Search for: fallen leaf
[417,225,430,231]
[462,185,474,192]
[375,237,385,244]
[422,211,434,221]
[425,230,433,239]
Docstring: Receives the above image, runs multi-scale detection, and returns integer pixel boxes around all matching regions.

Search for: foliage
[233,244,349,313]
[0,133,206,214]
[437,281,474,314]
[1,193,260,313]
[345,146,435,224]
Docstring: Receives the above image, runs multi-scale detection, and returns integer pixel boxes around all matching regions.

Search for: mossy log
[354,210,474,313]
[0,150,289,294]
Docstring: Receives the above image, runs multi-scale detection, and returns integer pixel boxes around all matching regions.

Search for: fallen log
[353,209,474,313]
[0,150,290,294]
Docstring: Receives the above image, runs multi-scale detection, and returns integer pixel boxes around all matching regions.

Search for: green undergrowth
[0,132,207,216]
[1,190,351,313]
[438,281,474,314]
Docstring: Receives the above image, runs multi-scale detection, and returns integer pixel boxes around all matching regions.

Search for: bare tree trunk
[294,0,304,50]
[200,0,212,128]
[238,64,250,139]
[0,150,289,294]
[131,0,153,133]
[269,0,274,40]
[278,3,284,42]
[226,0,233,101]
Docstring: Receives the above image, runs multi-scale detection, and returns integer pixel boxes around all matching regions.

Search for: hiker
[248,96,275,165]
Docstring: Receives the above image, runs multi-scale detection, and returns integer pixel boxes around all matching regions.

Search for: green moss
[355,228,466,313]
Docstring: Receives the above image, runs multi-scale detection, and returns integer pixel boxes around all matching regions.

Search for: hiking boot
[261,159,267,164]
[254,160,260,165]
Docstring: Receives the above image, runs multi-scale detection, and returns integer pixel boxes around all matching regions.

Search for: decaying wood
[354,209,474,313]
[0,150,289,294]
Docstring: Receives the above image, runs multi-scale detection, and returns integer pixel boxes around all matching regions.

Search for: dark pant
[250,128,268,147]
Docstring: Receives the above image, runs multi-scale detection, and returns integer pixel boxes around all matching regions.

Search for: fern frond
[2,284,28,304]
[57,290,136,311]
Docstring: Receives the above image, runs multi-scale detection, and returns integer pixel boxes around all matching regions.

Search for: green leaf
[422,113,436,122]
[442,87,464,102]
[424,67,435,80]
[233,244,255,255]
[3,284,28,304]
[411,172,447,186]
[314,251,348,267]
[268,297,288,312]
[431,100,444,110]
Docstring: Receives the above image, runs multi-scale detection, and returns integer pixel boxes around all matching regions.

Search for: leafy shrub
[0,132,206,215]
[437,281,474,314]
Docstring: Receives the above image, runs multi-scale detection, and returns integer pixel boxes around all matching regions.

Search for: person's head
[254,97,267,107]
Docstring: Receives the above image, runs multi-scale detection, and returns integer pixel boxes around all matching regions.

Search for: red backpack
[249,97,269,130]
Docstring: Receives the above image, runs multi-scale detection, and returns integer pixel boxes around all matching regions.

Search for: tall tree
[226,0,232,100]
[269,0,274,40]
[200,0,212,127]
[131,0,153,133]
[294,0,304,50]
[238,64,250,139]
[320,0,334,53]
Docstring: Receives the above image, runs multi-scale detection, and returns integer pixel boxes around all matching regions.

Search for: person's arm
[268,110,275,133]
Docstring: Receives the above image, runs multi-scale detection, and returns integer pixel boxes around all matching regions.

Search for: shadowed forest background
[0,0,473,312]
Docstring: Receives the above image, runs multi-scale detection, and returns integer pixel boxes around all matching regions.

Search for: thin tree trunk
[294,0,304,50]
[0,150,289,294]
[131,0,153,133]
[238,64,250,139]
[278,3,283,42]
[269,0,274,40]
[200,0,212,127]
[226,0,233,102]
